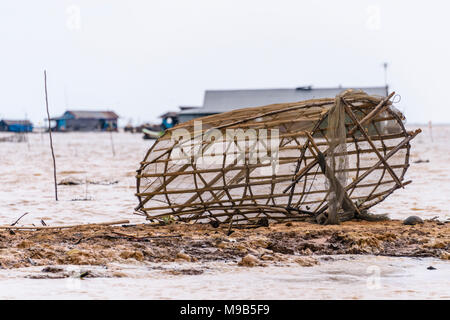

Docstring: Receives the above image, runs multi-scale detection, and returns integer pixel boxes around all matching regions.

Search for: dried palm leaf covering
[135,90,420,225]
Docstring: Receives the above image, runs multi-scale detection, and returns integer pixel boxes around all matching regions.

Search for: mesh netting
[324,90,350,224]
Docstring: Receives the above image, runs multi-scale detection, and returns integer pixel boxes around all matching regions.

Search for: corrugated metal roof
[179,87,387,115]
[66,110,119,119]
[159,111,179,118]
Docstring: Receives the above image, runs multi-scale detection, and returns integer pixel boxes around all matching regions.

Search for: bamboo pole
[341,98,403,188]
[0,219,130,230]
[313,130,420,216]
[44,70,58,201]
[109,123,116,157]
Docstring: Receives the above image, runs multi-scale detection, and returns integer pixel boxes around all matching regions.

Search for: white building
[178,86,388,123]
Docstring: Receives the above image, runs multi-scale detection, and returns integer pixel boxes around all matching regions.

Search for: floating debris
[58,178,119,186]
[413,159,430,164]
[0,133,28,143]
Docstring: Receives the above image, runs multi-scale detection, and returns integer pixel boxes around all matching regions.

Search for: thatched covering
[135,90,420,225]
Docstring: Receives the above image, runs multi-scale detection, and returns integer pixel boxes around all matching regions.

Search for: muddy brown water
[0,126,448,299]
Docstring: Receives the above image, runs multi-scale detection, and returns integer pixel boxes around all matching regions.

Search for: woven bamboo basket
[135,90,420,225]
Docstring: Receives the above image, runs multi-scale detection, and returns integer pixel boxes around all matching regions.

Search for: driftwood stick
[111,231,181,240]
[76,233,182,244]
[44,70,58,201]
[0,219,130,230]
[11,212,29,226]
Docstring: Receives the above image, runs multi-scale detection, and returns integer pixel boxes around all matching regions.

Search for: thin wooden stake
[109,129,116,156]
[0,219,130,230]
[44,70,58,201]
[11,212,29,226]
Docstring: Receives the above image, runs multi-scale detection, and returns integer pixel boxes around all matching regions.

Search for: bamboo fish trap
[135,90,420,225]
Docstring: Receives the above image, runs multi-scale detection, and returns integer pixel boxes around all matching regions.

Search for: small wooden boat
[142,128,163,140]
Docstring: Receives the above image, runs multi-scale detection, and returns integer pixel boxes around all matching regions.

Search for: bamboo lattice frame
[135,90,420,224]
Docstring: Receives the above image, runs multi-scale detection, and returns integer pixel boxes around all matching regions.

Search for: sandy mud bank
[0,219,448,272]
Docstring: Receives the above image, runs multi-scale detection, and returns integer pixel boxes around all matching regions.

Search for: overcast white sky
[0,0,448,125]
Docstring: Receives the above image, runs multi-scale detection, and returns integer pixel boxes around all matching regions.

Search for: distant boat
[140,112,180,139]
[142,128,163,139]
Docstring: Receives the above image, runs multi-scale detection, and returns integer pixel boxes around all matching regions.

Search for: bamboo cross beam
[305,132,361,216]
[351,92,396,133]
[344,129,420,191]
[283,92,396,194]
[147,101,333,166]
[135,132,218,211]
[167,143,251,215]
[312,130,420,216]
[286,110,329,208]
[341,98,403,188]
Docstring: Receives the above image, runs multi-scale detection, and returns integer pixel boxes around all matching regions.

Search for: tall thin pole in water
[24,112,30,151]
[383,62,389,96]
[109,129,116,157]
[108,120,116,157]
[44,70,58,201]
[428,120,433,143]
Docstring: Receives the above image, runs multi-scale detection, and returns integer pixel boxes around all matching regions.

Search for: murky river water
[0,256,448,299]
[0,125,448,299]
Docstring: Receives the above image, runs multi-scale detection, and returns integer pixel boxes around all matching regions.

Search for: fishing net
[324,90,350,224]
